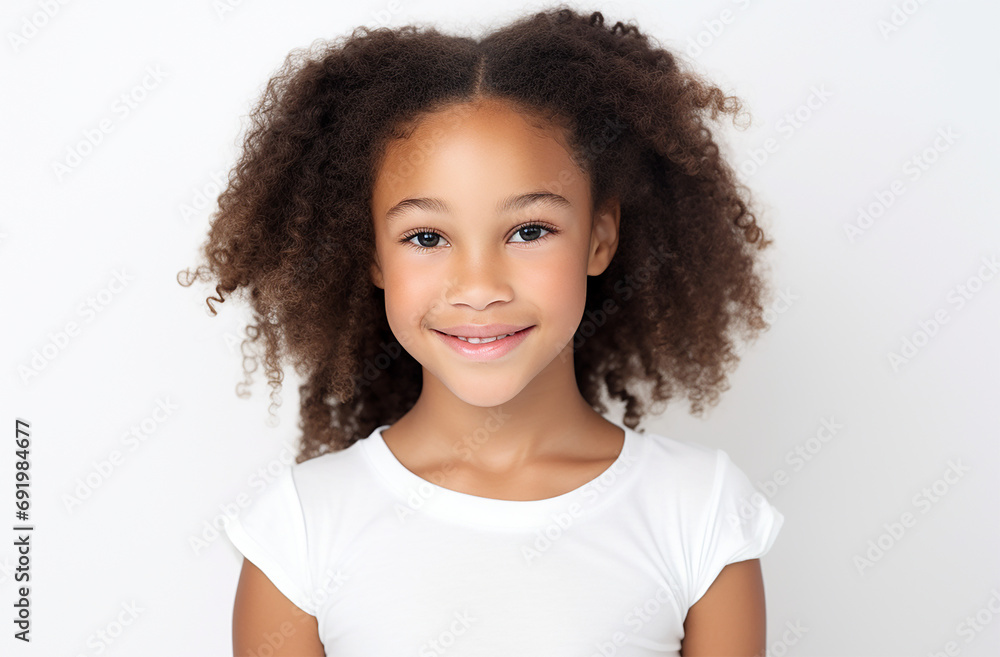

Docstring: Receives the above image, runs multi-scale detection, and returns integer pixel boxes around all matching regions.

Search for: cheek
[379,260,416,341]
[381,260,447,347]
[527,250,589,323]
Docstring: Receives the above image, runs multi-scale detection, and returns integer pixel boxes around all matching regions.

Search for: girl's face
[369,99,619,408]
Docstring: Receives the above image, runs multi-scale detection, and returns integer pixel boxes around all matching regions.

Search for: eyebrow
[384,191,572,223]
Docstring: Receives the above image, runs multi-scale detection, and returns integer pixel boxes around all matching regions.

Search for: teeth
[456,332,515,344]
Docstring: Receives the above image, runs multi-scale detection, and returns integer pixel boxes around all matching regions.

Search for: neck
[386,359,610,475]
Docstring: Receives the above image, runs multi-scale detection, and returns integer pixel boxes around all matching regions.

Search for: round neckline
[360,421,647,530]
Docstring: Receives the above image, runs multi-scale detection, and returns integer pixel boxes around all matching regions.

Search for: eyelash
[397,221,560,253]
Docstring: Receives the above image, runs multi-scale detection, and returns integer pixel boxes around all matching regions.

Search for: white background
[2,0,998,655]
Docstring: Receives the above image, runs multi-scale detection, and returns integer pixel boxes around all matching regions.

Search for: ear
[587,197,620,276]
[370,256,385,289]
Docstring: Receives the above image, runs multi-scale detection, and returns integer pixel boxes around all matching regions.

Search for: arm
[680,558,767,657]
[232,558,326,656]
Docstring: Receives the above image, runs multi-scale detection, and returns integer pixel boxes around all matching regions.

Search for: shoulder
[633,428,725,498]
[630,428,764,528]
[289,436,374,502]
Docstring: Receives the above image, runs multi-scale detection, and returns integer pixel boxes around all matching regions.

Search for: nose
[444,249,514,311]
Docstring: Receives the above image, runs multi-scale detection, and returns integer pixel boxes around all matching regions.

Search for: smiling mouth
[435,327,532,343]
[452,333,515,344]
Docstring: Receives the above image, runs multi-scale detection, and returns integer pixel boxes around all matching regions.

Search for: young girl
[179,6,784,655]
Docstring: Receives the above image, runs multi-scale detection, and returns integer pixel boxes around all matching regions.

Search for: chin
[441,375,528,408]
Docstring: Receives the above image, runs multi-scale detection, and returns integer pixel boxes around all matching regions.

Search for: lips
[435,326,535,361]
[448,328,525,344]
[435,323,533,339]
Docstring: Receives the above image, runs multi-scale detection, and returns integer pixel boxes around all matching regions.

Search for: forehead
[371,100,589,213]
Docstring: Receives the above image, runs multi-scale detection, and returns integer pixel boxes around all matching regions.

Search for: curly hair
[177,5,774,464]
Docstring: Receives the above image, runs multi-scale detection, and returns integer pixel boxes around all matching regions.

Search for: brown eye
[410,232,441,248]
[509,223,555,243]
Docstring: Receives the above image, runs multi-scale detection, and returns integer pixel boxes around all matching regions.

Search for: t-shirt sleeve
[224,466,316,616]
[687,448,784,609]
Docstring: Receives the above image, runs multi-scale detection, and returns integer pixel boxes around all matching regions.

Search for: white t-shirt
[224,422,784,656]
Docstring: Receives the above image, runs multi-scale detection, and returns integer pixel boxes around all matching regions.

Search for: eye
[509,223,555,244]
[398,222,559,253]
[401,231,446,251]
